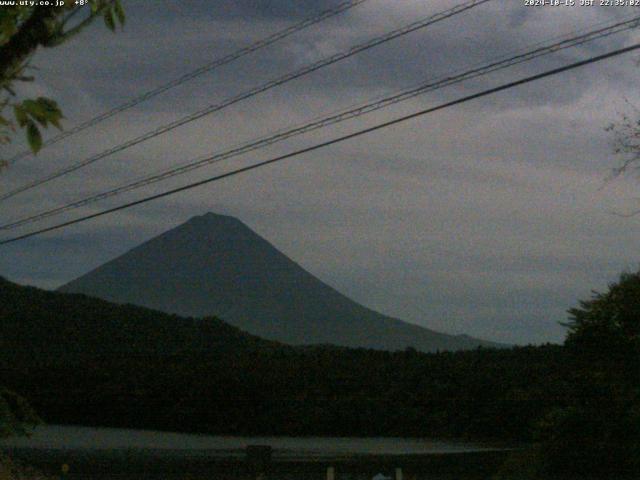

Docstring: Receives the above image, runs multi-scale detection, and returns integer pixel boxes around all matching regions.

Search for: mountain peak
[188,212,242,225]
[59,216,502,352]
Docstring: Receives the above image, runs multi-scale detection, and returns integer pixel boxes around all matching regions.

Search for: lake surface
[0,426,510,480]
[0,425,496,456]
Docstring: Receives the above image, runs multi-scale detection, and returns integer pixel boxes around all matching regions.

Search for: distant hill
[59,213,500,352]
[0,275,274,363]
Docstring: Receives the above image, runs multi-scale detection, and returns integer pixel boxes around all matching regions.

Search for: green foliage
[0,0,125,432]
[113,1,126,27]
[0,110,13,169]
[498,270,640,480]
[0,388,39,438]
[102,1,125,32]
[13,98,63,153]
[0,1,124,163]
[0,454,54,480]
[0,8,32,47]
[565,271,640,357]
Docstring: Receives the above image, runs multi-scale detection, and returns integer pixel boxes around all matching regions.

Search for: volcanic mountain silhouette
[59,213,500,351]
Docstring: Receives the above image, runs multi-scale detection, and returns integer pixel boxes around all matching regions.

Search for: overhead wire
[0,0,492,202]
[4,0,371,165]
[2,41,639,245]
[2,14,638,231]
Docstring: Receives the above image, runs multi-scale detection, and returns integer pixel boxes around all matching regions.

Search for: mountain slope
[59,213,500,351]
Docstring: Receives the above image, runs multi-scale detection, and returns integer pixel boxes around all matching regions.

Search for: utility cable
[2,15,637,231]
[2,41,638,245]
[5,0,371,165]
[0,0,492,202]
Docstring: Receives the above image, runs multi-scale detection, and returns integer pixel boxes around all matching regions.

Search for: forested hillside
[1,276,564,440]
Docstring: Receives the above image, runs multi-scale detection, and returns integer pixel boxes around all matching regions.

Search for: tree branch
[0,7,60,83]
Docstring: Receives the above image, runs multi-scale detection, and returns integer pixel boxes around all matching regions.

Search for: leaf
[104,8,116,31]
[26,120,43,153]
[114,0,125,26]
[18,97,64,130]
[49,116,63,130]
[38,98,62,116]
[37,97,60,112]
[41,100,64,125]
[13,105,27,127]
[22,99,48,125]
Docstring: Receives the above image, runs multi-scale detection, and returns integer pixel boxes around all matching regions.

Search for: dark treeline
[0,276,565,441]
[2,274,639,479]
[4,347,568,440]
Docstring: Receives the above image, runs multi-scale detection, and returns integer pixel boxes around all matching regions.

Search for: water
[0,425,494,456]
[0,426,508,480]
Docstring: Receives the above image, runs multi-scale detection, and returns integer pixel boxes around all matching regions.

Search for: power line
[5,0,371,165]
[2,41,638,246]
[0,0,492,202]
[2,15,638,231]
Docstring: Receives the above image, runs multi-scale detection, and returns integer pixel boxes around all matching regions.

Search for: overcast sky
[2,0,640,345]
